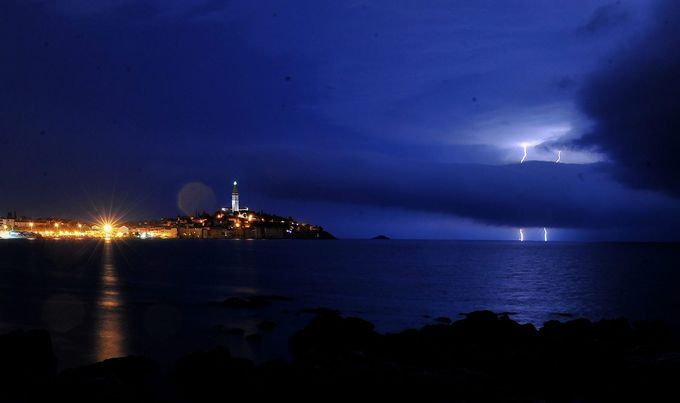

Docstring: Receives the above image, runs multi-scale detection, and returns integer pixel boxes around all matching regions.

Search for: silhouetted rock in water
[298,307,341,316]
[257,320,277,330]
[633,319,674,347]
[225,327,246,336]
[498,311,517,316]
[223,296,271,308]
[288,310,680,400]
[372,234,390,240]
[434,316,451,323]
[56,356,158,403]
[221,294,290,309]
[0,329,56,401]
[290,309,379,367]
[245,333,263,343]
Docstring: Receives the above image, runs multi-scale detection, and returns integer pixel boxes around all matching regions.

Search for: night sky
[1,0,679,240]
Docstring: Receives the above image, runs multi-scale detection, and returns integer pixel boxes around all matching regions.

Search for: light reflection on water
[94,240,126,362]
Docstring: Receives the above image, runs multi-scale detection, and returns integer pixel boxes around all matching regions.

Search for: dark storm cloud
[578,2,629,34]
[555,76,577,91]
[239,149,680,230]
[576,0,680,196]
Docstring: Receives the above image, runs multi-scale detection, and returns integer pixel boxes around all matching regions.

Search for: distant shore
[1,208,334,241]
[0,231,336,241]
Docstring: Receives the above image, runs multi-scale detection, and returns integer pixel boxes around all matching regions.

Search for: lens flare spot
[177,182,217,216]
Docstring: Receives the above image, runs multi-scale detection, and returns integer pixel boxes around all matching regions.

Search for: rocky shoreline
[2,310,680,402]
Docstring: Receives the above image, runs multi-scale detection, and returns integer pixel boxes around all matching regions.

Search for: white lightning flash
[543,227,548,242]
[520,144,528,163]
[556,150,561,163]
[519,228,524,242]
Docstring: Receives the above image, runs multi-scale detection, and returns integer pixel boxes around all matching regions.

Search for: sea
[0,239,679,369]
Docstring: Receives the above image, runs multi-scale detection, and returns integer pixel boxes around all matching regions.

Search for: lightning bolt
[520,144,527,163]
[519,228,524,242]
[543,227,548,242]
[556,150,561,163]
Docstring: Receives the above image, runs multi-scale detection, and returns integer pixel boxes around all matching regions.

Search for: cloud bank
[576,1,680,197]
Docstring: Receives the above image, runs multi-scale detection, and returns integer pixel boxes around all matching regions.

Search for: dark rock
[298,307,341,316]
[290,312,379,366]
[463,310,499,322]
[593,318,632,343]
[260,295,293,301]
[57,356,158,403]
[245,333,262,342]
[0,329,57,400]
[170,347,255,401]
[257,320,277,330]
[212,323,248,336]
[633,319,673,348]
[225,327,245,336]
[222,296,272,308]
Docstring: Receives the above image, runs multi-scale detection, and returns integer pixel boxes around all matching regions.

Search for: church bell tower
[231,180,240,213]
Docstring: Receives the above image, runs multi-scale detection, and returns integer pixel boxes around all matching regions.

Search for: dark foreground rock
[257,320,277,330]
[4,311,680,402]
[0,329,56,401]
[57,356,159,403]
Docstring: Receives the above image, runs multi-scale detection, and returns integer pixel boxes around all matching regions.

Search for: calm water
[0,239,679,368]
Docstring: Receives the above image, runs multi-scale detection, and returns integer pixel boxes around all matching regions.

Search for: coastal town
[0,180,334,240]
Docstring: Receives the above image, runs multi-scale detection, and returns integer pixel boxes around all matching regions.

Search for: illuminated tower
[231,180,240,213]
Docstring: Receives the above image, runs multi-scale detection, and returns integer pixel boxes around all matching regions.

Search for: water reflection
[94,240,127,361]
